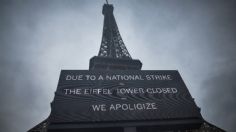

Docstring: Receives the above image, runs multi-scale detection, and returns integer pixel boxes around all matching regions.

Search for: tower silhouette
[89,3,142,71]
[28,2,225,132]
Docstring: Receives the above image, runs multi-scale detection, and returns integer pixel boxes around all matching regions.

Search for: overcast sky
[0,0,236,131]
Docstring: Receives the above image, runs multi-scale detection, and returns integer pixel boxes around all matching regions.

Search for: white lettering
[91,104,106,111]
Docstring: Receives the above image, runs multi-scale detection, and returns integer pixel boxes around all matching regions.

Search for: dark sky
[0,0,236,131]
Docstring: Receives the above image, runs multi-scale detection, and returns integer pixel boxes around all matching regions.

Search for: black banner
[50,70,201,123]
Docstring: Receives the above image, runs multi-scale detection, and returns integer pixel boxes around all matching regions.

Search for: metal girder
[98,4,132,59]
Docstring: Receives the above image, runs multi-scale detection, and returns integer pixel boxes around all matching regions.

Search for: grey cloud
[0,0,236,131]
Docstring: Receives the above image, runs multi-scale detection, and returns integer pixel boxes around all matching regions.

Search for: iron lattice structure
[28,119,48,132]
[98,4,131,59]
[28,2,225,132]
[89,3,142,70]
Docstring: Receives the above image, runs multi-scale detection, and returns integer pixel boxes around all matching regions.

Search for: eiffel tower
[89,2,142,71]
[28,1,225,132]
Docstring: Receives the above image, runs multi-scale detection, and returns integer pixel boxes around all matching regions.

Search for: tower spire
[98,3,132,59]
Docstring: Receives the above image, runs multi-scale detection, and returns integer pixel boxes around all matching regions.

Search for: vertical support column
[124,127,136,132]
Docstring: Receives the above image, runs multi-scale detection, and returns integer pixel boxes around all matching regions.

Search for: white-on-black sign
[50,70,202,123]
